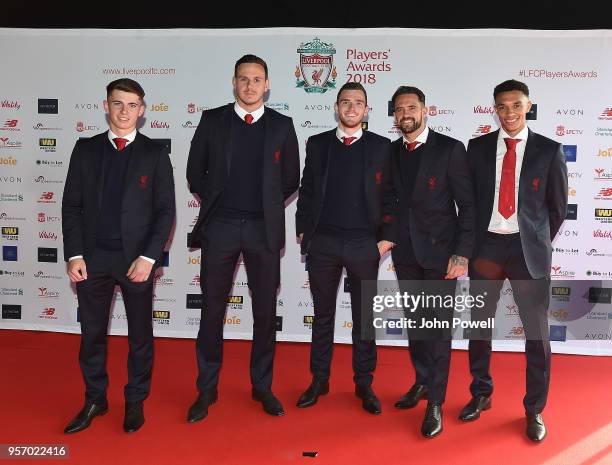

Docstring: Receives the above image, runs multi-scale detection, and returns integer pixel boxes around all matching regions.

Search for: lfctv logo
[556,126,583,137]
[76,122,100,132]
[37,212,60,222]
[428,106,454,116]
[187,103,209,113]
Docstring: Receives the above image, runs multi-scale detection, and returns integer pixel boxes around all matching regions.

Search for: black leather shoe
[395,384,428,409]
[458,395,491,422]
[64,401,108,434]
[421,402,443,438]
[187,389,218,423]
[355,385,381,415]
[526,413,546,442]
[252,389,285,416]
[296,379,329,408]
[123,401,144,433]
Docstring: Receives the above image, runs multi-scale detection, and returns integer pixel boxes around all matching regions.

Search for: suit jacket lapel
[121,132,142,204]
[483,130,499,218]
[362,133,375,214]
[392,140,405,198]
[518,128,538,212]
[320,131,334,200]
[262,111,273,187]
[97,133,111,208]
[220,104,234,175]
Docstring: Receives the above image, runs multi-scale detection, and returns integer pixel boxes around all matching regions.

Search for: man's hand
[127,257,154,283]
[377,240,395,257]
[297,233,304,243]
[68,258,88,282]
[445,255,468,279]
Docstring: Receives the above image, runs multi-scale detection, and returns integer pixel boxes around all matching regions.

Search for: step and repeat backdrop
[1,28,611,355]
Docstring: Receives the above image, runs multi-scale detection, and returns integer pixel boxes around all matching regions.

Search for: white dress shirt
[234,102,265,123]
[488,126,529,234]
[107,128,137,149]
[402,125,429,149]
[336,127,363,144]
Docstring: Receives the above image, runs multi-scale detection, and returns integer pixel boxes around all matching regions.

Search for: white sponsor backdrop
[0,28,611,356]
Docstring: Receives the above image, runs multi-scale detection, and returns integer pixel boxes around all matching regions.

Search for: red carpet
[0,330,610,465]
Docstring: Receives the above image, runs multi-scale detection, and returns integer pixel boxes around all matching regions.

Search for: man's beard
[398,117,422,135]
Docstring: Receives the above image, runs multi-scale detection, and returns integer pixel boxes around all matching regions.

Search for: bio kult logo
[295,38,337,94]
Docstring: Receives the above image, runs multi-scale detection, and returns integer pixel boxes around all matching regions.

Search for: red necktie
[113,137,128,151]
[342,136,356,146]
[244,114,254,125]
[498,138,521,219]
[404,141,420,152]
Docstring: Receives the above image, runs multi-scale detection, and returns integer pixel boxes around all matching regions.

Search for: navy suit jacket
[389,129,475,270]
[295,129,396,255]
[186,103,300,251]
[62,131,175,265]
[467,129,568,279]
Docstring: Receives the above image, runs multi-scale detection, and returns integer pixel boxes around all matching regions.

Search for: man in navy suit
[186,55,300,421]
[387,86,475,438]
[62,78,175,434]
[460,80,567,442]
[295,82,396,415]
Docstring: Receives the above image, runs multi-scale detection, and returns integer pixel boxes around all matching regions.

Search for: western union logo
[2,227,18,235]
[595,209,612,217]
[153,311,170,319]
[303,315,314,324]
[552,287,571,296]
[228,296,243,304]
[39,138,56,147]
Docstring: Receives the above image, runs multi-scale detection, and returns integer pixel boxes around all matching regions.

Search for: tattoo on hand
[450,255,467,267]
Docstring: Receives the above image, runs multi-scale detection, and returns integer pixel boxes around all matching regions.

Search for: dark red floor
[0,330,610,465]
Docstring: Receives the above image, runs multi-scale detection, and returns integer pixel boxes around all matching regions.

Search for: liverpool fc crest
[295,38,337,93]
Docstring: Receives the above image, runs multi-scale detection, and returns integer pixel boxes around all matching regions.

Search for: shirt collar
[336,127,364,143]
[499,125,529,142]
[108,129,137,149]
[402,125,429,146]
[234,102,265,123]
